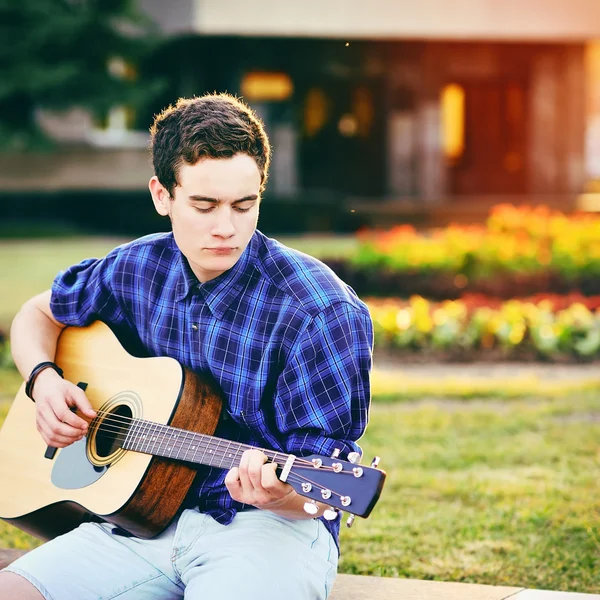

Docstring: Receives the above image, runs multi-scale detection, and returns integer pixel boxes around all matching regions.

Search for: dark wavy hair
[150,93,271,196]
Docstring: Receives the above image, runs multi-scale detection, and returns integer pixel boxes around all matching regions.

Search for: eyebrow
[188,195,259,204]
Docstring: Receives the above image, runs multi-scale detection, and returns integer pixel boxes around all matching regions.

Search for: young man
[0,94,373,600]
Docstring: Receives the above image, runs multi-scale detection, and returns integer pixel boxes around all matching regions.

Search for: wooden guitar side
[108,366,223,538]
[0,322,223,540]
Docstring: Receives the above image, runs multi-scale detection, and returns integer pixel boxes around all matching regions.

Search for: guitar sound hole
[95,405,132,458]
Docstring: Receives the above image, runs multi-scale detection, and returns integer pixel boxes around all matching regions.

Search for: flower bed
[368,295,600,362]
[327,204,600,299]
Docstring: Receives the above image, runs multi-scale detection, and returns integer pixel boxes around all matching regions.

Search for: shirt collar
[173,233,260,319]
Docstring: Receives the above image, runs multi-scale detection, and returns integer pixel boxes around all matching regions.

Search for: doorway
[447,80,528,195]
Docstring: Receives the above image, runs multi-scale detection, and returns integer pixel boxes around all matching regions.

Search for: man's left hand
[225,449,295,510]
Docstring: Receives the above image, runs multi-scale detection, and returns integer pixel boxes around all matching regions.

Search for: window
[241,72,293,102]
[441,83,465,163]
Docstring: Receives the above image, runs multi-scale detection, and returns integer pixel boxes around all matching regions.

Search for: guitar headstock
[281,450,386,526]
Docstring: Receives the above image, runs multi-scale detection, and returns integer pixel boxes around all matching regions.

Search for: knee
[0,571,46,599]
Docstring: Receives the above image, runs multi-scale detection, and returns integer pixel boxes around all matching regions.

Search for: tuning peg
[370,456,381,468]
[352,466,364,478]
[323,507,339,521]
[331,448,341,458]
[303,501,319,515]
[347,451,361,464]
[346,514,356,528]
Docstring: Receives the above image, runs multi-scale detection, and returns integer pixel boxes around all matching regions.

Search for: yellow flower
[509,323,526,345]
[442,300,467,320]
[501,300,524,323]
[538,325,555,339]
[396,308,412,331]
[415,314,434,333]
[410,296,430,314]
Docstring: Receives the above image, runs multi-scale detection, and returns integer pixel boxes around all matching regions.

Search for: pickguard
[51,438,108,489]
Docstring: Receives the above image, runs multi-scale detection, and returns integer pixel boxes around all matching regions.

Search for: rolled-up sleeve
[50,251,129,329]
[273,301,373,460]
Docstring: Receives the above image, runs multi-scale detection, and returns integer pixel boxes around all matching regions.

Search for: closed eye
[191,198,257,213]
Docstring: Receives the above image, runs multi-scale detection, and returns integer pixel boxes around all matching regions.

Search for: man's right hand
[32,368,97,448]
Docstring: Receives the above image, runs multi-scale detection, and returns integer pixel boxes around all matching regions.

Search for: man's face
[150,153,261,283]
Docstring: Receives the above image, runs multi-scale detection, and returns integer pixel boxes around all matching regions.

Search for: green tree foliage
[0,0,164,150]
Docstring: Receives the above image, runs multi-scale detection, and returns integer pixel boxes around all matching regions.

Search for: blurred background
[3,0,600,235]
[1,1,599,593]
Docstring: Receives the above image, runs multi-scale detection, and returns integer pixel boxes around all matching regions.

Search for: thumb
[225,467,240,486]
[69,385,97,418]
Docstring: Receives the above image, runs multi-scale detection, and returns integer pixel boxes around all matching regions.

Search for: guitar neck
[122,418,287,471]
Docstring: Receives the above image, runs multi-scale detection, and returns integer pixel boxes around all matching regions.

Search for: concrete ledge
[329,573,523,599]
[1,549,599,599]
[0,548,26,568]
[329,574,600,599]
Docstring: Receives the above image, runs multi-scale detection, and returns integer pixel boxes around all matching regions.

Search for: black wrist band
[25,361,64,401]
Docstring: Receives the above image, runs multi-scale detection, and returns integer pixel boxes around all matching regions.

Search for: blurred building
[4,0,600,229]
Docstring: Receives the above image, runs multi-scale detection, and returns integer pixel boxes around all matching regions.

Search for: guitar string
[92,415,320,469]
[80,416,357,504]
[91,416,348,478]
[86,409,337,470]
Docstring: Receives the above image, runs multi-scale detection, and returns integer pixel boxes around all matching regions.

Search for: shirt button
[191,323,198,331]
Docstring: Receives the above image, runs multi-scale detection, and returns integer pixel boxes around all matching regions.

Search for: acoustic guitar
[0,321,386,541]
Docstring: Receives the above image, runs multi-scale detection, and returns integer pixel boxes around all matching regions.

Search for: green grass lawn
[0,236,357,330]
[0,381,598,593]
[340,395,600,593]
[0,238,125,330]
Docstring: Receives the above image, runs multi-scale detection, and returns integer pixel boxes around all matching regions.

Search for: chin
[208,256,238,272]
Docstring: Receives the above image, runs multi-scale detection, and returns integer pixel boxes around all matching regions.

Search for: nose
[211,207,236,238]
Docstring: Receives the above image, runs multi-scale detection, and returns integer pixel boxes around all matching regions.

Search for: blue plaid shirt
[50,230,373,548]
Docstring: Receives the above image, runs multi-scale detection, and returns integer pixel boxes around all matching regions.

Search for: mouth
[205,247,237,254]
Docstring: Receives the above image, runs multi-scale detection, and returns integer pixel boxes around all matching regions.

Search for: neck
[122,418,287,470]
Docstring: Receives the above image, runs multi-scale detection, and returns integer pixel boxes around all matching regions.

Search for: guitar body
[0,321,222,540]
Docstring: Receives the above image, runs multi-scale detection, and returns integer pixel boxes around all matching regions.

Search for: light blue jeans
[4,509,338,600]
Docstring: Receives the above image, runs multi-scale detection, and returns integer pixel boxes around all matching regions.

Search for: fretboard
[122,418,287,470]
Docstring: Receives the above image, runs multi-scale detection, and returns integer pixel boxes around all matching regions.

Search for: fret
[212,437,224,468]
[193,433,213,464]
[122,417,138,450]
[184,432,199,463]
[176,429,193,461]
[140,420,152,454]
[220,440,233,469]
[145,421,161,455]
[157,422,170,458]
[201,437,213,466]
[130,418,148,453]
[158,425,169,454]
[228,440,238,469]
[166,427,181,459]
[169,428,181,460]
[162,427,175,459]
[139,419,152,453]
[222,438,236,469]
[174,429,189,461]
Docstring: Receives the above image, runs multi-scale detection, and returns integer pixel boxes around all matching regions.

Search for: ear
[149,176,171,217]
